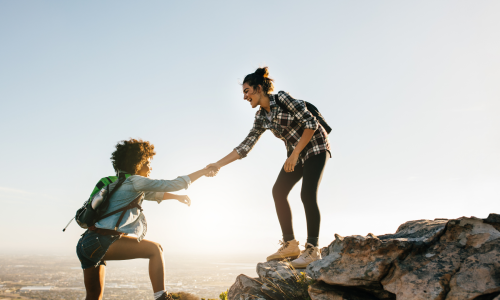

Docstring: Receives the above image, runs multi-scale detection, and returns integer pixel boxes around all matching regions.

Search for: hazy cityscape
[0,254,260,299]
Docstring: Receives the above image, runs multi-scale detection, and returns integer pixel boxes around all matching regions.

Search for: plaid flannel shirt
[235,91,331,165]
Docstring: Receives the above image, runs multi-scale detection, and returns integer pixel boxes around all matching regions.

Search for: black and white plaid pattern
[235,91,331,165]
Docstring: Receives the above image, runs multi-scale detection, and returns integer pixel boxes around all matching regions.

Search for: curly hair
[110,139,156,174]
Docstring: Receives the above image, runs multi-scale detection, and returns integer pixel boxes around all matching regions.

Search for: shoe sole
[266,254,300,262]
[290,257,321,269]
[289,262,310,269]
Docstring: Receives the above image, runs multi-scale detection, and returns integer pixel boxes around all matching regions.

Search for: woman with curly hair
[207,67,331,268]
[76,138,212,300]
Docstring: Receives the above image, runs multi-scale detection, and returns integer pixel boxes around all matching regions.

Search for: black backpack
[63,174,143,232]
[274,93,332,134]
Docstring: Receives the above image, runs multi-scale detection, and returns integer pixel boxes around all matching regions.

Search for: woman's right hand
[206,163,221,177]
[205,150,240,177]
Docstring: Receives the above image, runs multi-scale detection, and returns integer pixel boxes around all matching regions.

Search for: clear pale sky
[1,1,499,257]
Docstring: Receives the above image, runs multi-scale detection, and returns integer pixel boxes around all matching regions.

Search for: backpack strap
[273,93,332,134]
[95,193,143,228]
[274,94,289,112]
[94,174,144,230]
[104,175,127,201]
[112,194,144,230]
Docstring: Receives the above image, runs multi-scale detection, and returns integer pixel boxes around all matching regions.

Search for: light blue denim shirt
[94,175,191,241]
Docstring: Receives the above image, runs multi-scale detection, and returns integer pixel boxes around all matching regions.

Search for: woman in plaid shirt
[207,67,331,268]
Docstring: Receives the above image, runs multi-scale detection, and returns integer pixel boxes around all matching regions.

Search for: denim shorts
[76,230,121,269]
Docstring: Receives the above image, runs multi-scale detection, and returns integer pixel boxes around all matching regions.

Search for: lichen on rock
[227,214,500,300]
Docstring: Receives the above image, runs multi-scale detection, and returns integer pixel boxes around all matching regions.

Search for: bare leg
[83,265,106,300]
[104,235,165,293]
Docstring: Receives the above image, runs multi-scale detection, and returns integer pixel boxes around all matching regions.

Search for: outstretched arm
[187,167,210,183]
[156,167,210,206]
[206,150,241,176]
[138,166,212,205]
[162,192,192,206]
[207,117,265,177]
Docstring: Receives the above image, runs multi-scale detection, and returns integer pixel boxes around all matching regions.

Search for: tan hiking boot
[266,239,301,261]
[290,243,321,269]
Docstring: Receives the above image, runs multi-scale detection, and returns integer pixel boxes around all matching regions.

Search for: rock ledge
[228,214,500,300]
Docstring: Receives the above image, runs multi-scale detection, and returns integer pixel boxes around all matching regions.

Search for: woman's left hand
[284,153,299,172]
[163,193,191,206]
[176,195,191,206]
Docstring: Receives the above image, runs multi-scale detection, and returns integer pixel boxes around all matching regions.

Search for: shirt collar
[258,94,278,116]
[269,94,278,109]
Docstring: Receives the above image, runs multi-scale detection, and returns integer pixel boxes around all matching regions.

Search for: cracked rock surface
[227,214,500,300]
[228,274,270,300]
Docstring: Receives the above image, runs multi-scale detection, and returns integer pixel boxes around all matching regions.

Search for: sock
[283,234,295,242]
[306,237,319,247]
[154,290,165,300]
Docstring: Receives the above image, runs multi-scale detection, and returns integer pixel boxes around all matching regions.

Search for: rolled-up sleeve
[277,91,318,130]
[130,175,191,194]
[143,191,164,202]
[234,116,266,159]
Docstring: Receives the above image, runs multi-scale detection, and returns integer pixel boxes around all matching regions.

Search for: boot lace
[277,240,289,252]
[299,246,314,259]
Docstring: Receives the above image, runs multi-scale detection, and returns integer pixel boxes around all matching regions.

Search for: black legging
[272,151,329,246]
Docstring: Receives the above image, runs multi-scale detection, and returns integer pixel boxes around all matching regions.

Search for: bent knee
[272,185,287,200]
[144,241,163,257]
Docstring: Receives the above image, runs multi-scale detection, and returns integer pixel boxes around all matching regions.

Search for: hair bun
[254,67,270,78]
[243,66,274,94]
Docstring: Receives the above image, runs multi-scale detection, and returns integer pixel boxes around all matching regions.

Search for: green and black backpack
[63,173,142,232]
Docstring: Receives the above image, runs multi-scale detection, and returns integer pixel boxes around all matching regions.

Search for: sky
[0,1,499,257]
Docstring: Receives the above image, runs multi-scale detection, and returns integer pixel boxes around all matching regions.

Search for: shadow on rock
[227,214,500,300]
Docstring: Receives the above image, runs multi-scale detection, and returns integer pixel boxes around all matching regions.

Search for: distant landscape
[0,254,261,299]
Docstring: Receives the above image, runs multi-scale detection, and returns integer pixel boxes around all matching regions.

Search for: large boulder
[306,219,447,299]
[227,214,500,300]
[381,217,500,300]
[307,214,500,300]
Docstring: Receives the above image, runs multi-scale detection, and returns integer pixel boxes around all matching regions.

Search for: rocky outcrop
[228,214,500,300]
[229,261,309,300]
[228,274,270,300]
[308,282,380,300]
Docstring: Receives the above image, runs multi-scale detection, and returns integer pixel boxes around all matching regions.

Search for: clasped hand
[205,163,221,177]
